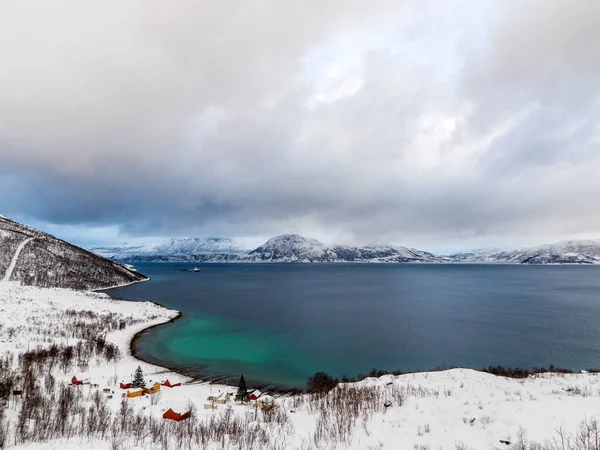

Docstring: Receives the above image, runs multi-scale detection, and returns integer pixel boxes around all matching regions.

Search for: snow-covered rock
[0,214,146,289]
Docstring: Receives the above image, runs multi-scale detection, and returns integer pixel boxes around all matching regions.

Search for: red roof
[249,390,262,400]
[163,408,192,421]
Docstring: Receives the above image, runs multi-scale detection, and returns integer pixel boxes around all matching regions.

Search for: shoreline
[93,275,150,293]
[124,300,303,392]
[117,287,592,392]
[103,276,303,391]
[105,276,594,392]
[101,267,598,392]
[127,310,193,379]
[108,288,246,390]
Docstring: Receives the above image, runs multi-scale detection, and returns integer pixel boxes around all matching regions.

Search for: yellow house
[215,392,231,404]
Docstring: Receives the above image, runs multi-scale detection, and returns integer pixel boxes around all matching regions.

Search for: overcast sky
[1,0,599,252]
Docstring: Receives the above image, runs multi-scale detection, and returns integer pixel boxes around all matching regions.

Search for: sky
[1,0,599,253]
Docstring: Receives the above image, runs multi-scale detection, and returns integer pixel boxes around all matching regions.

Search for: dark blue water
[108,263,600,388]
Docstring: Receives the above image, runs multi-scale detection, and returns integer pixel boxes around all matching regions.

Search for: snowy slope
[0,215,146,289]
[449,239,600,264]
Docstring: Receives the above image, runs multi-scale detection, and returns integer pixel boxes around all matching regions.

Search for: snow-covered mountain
[0,215,147,290]
[246,234,341,262]
[448,239,600,264]
[245,234,440,263]
[92,237,248,262]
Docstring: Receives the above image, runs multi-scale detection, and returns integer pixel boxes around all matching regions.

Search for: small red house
[163,408,192,421]
[161,379,182,388]
[249,390,262,401]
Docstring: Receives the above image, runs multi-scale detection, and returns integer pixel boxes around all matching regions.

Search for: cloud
[0,0,599,249]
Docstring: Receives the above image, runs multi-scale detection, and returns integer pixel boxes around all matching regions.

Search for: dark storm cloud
[1,0,599,247]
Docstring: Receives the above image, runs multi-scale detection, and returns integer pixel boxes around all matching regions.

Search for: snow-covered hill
[0,215,146,289]
[448,239,600,264]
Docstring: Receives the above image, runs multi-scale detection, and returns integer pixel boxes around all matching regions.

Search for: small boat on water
[193,267,201,272]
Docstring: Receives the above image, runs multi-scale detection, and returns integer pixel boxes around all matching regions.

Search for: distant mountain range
[448,240,600,265]
[0,215,146,290]
[92,234,600,265]
[92,234,440,263]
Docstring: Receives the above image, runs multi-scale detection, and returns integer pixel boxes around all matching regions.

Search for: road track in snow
[2,237,35,282]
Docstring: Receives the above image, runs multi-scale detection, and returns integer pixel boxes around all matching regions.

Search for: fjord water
[108,263,600,388]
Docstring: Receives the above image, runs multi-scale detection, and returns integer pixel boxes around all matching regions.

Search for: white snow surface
[3,283,600,449]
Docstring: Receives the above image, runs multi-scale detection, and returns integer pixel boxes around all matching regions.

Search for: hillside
[0,215,147,290]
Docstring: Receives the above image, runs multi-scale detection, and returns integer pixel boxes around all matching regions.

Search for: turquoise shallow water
[108,263,600,388]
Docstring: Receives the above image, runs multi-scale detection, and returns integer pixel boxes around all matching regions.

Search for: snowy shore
[2,282,600,449]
